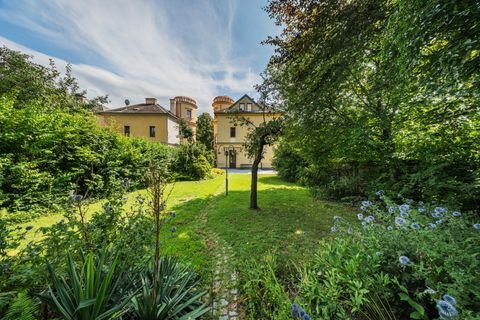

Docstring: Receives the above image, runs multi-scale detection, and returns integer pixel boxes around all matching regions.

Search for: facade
[97,97,184,145]
[213,94,280,169]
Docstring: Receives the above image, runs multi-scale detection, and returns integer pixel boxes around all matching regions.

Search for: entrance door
[229,150,236,168]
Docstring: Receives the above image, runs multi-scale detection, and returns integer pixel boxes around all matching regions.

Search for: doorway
[229,150,236,168]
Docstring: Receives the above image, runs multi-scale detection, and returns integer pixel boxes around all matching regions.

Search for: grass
[9,173,355,274]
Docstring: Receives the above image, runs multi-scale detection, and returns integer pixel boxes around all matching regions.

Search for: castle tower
[170,96,197,140]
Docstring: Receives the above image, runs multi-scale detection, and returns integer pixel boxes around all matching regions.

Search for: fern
[3,292,38,320]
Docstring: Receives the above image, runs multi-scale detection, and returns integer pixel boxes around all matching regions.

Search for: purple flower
[73,194,83,202]
[388,206,395,214]
[418,207,426,213]
[411,223,420,230]
[451,211,461,217]
[347,227,353,234]
[399,256,411,265]
[365,215,375,223]
[400,211,409,218]
[429,223,437,229]
[399,204,410,213]
[357,214,364,220]
[375,190,384,196]
[25,226,34,231]
[473,223,480,230]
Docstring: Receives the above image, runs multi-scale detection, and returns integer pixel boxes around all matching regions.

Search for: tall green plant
[39,251,131,320]
[131,256,208,320]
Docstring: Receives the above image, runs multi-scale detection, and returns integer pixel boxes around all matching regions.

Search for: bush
[272,142,307,182]
[296,195,480,319]
[173,143,213,180]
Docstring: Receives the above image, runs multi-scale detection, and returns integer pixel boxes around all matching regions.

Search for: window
[239,103,245,111]
[149,126,156,137]
[124,126,130,136]
[246,103,252,111]
[186,109,192,120]
[230,127,236,138]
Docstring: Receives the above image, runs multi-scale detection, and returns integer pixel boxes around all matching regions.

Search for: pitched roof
[98,103,177,119]
[215,94,275,114]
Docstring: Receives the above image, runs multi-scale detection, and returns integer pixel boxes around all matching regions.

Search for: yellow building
[96,96,197,145]
[213,94,281,169]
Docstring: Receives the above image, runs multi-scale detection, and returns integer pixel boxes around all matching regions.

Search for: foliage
[178,118,194,142]
[131,256,208,320]
[264,0,480,209]
[173,143,213,180]
[196,112,214,150]
[1,292,39,320]
[292,196,480,319]
[272,140,307,182]
[38,251,131,320]
[242,255,291,320]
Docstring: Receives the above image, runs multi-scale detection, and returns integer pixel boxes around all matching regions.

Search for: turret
[212,96,234,113]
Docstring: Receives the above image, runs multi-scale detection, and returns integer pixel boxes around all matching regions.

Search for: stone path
[210,239,240,319]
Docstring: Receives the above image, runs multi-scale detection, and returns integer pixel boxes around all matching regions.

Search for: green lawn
[11,173,354,274]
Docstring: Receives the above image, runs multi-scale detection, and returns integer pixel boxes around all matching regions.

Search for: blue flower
[291,304,299,319]
[73,194,83,202]
[375,190,384,196]
[442,295,457,306]
[473,223,480,230]
[399,204,410,213]
[418,201,424,206]
[299,308,306,317]
[169,211,177,217]
[429,223,437,229]
[436,300,458,319]
[406,199,414,204]
[25,226,34,231]
[395,217,406,226]
[399,256,411,265]
[451,211,461,217]
[171,227,177,233]
[365,215,375,223]
[400,211,409,218]
[411,223,420,230]
[360,201,372,210]
[347,227,353,234]
[434,207,447,215]
[375,251,381,256]
[357,214,364,220]
[331,226,338,233]
[361,221,367,228]
[388,206,395,214]
[418,207,425,213]
[303,315,311,320]
[387,225,393,231]
[436,219,444,224]
[432,211,442,218]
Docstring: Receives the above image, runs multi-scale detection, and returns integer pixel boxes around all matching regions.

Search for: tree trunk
[250,146,263,210]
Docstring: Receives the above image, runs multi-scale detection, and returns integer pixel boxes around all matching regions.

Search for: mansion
[95,94,280,169]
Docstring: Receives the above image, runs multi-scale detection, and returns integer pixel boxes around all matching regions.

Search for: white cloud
[0,0,262,113]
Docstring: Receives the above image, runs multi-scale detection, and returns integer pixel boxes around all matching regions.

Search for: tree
[196,113,214,150]
[178,118,194,143]
[231,74,284,209]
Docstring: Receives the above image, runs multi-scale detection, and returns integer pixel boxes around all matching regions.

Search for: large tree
[196,113,214,150]
[263,0,480,205]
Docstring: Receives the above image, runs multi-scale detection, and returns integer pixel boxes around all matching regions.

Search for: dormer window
[239,103,245,111]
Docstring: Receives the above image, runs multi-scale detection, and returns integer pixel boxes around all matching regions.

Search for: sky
[0,0,278,114]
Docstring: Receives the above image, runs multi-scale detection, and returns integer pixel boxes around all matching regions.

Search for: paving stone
[219,316,228,320]
[220,298,228,306]
[230,288,238,295]
[232,294,238,302]
[229,311,238,317]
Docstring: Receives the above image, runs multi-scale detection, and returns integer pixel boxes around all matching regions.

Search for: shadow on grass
[165,184,355,273]
[258,175,296,187]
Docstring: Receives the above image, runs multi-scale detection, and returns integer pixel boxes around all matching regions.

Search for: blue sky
[0,0,278,113]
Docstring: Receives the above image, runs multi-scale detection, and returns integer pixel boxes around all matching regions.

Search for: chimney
[145,97,157,105]
[170,98,176,114]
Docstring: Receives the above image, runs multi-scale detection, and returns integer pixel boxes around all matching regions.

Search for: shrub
[272,142,307,182]
[295,195,480,319]
[173,143,213,180]
[131,256,208,319]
